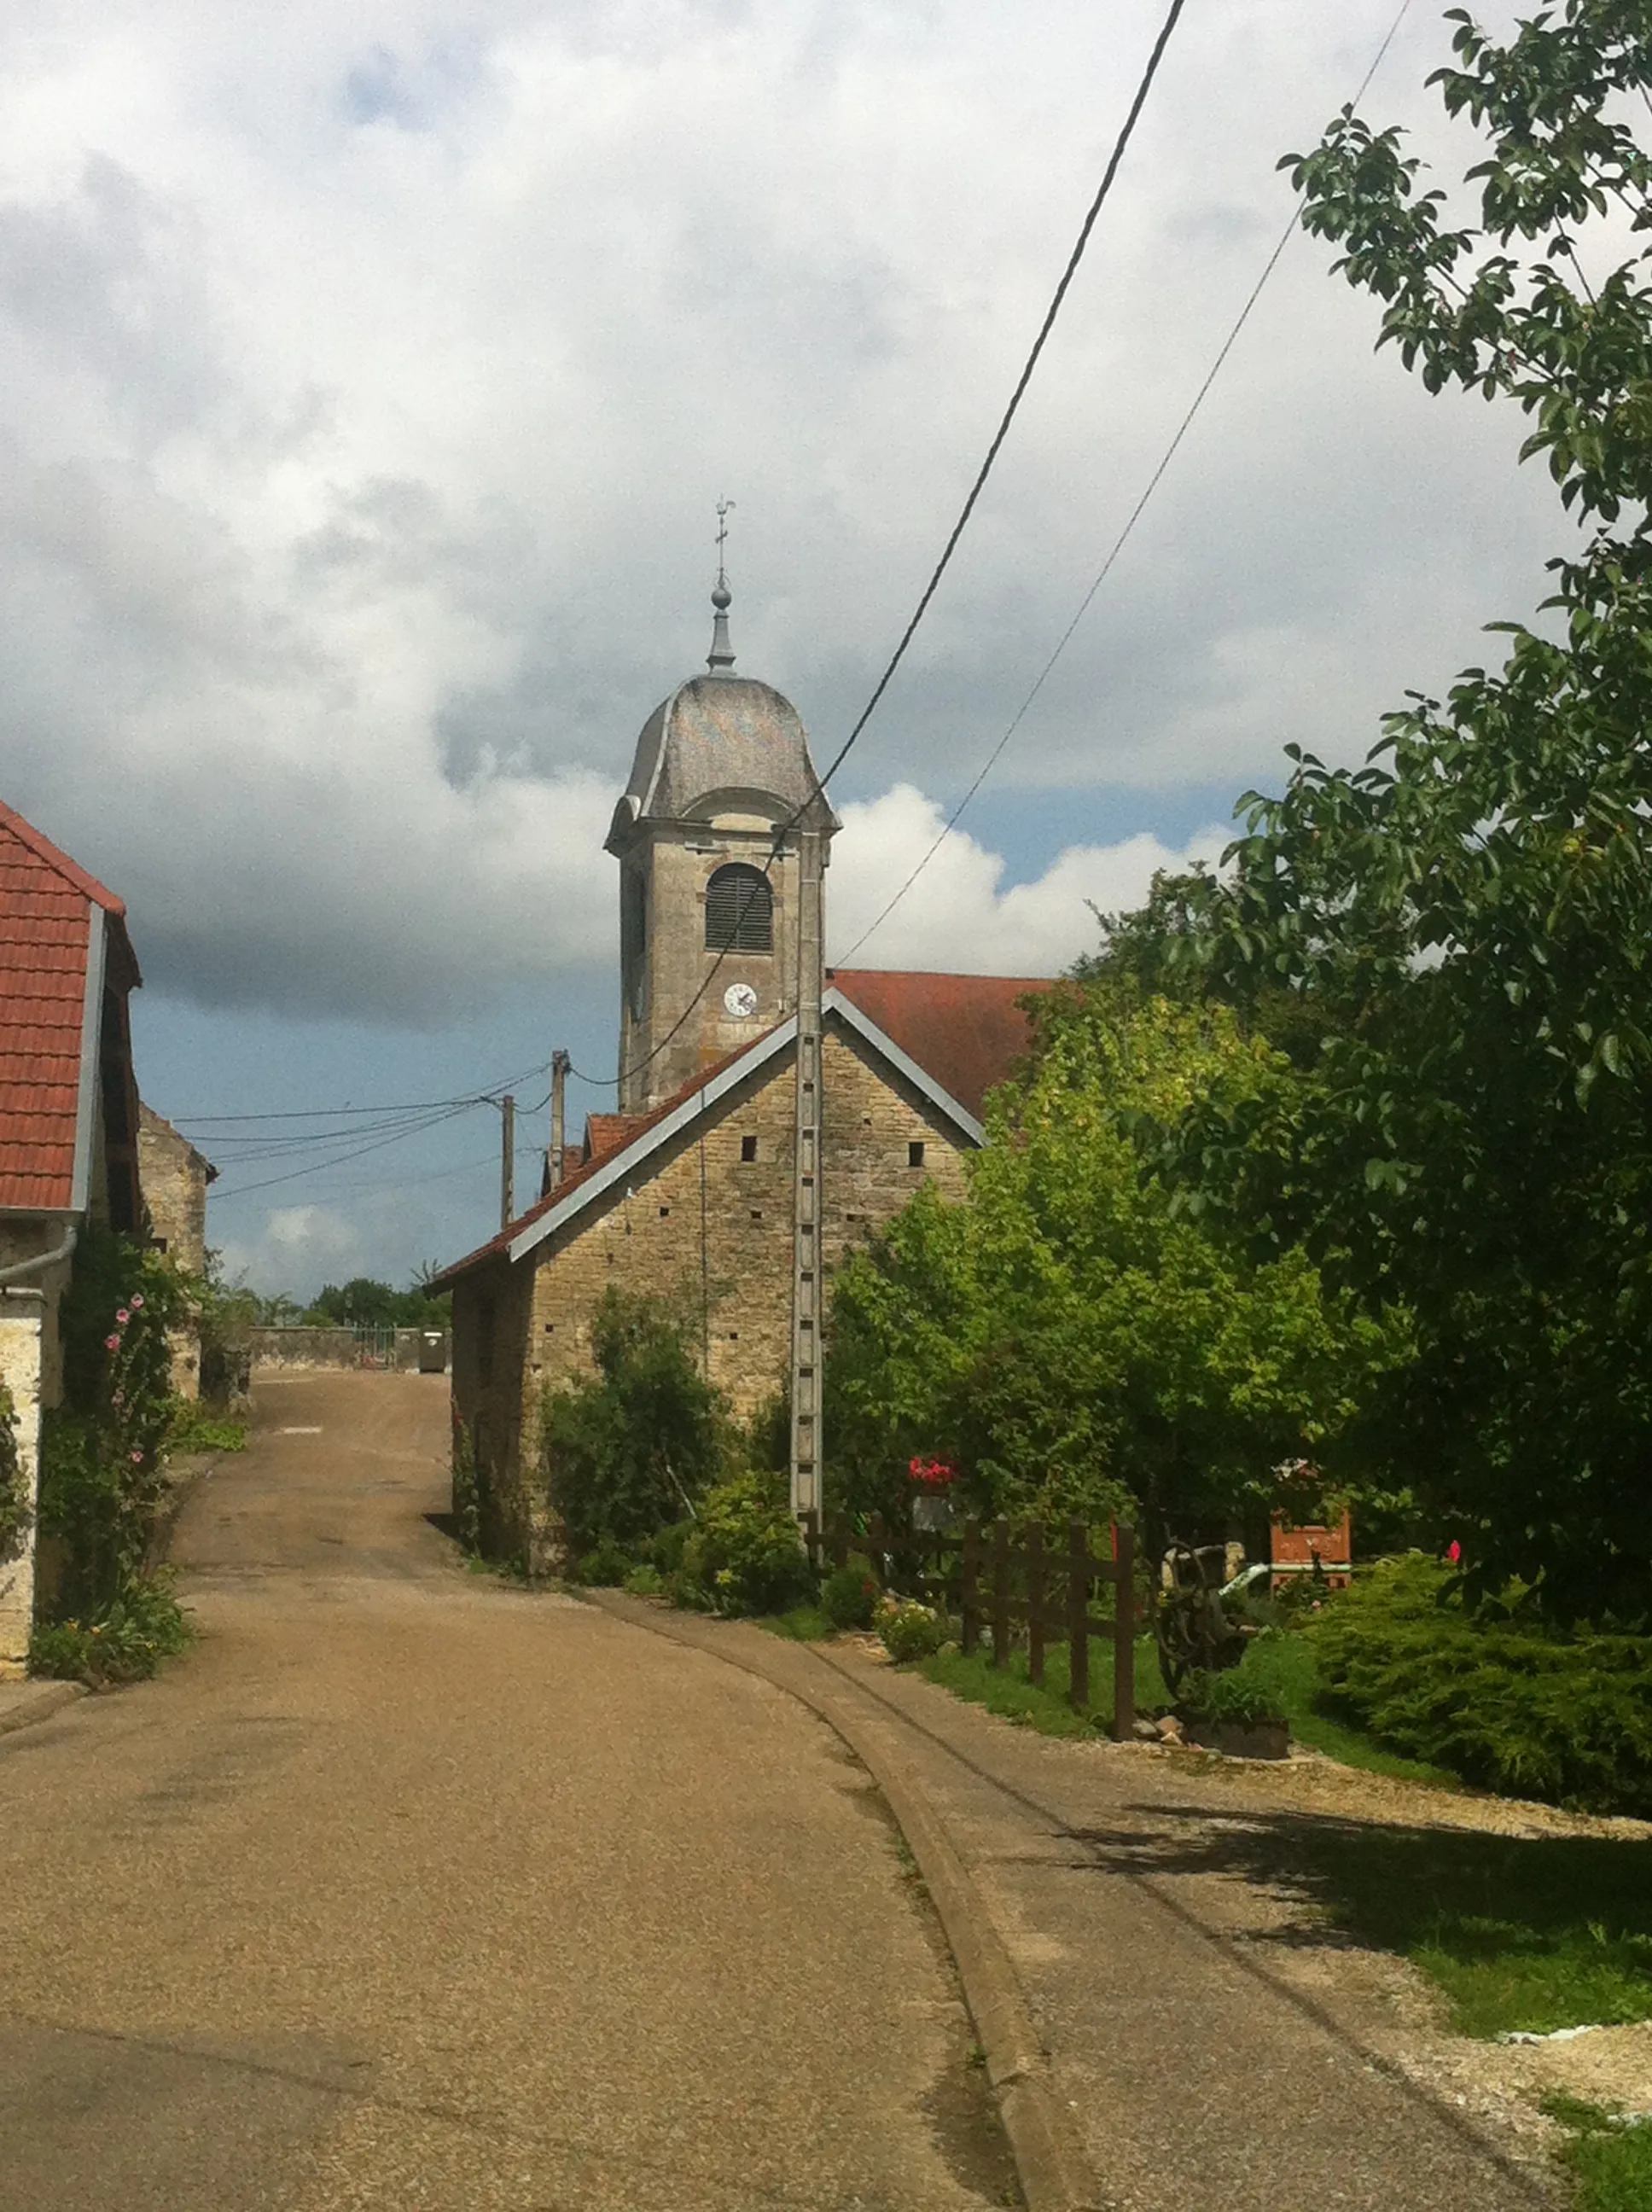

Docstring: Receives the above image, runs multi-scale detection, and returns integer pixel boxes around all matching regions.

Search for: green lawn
[757,1604,835,1642]
[919,1632,1168,1737]
[1233,1629,1458,1786]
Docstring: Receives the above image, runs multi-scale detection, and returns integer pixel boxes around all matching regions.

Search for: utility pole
[548,1051,570,1193]
[499,1092,515,1231]
[788,825,825,1532]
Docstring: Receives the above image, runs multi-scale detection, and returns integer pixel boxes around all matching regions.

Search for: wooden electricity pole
[499,1092,515,1231]
[788,826,825,1530]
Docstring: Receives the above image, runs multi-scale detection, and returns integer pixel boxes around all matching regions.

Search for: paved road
[0,1371,1017,2212]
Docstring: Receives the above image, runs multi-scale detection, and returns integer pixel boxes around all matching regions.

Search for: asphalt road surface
[0,1370,1017,2212]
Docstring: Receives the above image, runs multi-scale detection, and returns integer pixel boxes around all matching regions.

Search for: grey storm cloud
[0,0,1564,1023]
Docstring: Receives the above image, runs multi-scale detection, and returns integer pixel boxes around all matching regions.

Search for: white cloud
[217,1202,365,1295]
[0,0,1568,1030]
[829,784,1226,975]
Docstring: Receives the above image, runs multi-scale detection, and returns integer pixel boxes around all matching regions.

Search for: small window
[908,1140,926,1168]
[750,1209,762,1222]
[740,1134,758,1162]
[659,1204,671,1218]
[705,864,773,952]
[544,1322,555,1336]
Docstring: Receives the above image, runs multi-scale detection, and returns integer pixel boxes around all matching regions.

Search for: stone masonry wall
[520,1026,969,1486]
[0,1290,44,1677]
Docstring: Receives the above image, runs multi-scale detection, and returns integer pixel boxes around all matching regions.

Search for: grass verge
[918,1633,1167,1737]
[757,1604,835,1642]
[1236,1630,1457,1786]
[1544,2099,1652,2211]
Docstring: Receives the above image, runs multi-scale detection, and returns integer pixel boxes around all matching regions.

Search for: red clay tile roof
[829,969,1049,1120]
[0,801,133,1212]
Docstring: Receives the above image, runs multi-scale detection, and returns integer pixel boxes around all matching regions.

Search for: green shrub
[623,1563,664,1597]
[822,1556,881,1630]
[1180,1665,1288,1725]
[29,1570,193,1686]
[876,1594,948,1662]
[539,1290,724,1555]
[649,1518,695,1575]
[165,1402,247,1455]
[1309,1556,1652,1813]
[572,1540,634,1587]
[677,1473,816,1617]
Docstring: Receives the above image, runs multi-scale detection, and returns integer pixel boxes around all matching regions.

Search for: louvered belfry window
[705,864,773,952]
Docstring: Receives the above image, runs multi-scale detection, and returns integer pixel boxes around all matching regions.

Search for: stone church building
[435,585,1047,1555]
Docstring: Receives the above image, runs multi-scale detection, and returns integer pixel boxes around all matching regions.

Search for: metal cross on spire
[707,496,736,672]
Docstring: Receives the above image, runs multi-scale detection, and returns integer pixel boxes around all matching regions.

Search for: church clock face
[723,982,759,1021]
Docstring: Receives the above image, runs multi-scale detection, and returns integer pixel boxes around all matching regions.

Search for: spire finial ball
[711,582,731,610]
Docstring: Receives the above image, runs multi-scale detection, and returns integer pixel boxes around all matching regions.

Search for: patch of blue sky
[341,39,482,131]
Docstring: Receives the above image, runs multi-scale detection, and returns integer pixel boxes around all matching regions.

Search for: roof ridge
[0,800,126,917]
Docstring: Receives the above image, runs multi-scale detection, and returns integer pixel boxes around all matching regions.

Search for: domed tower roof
[606,582,839,853]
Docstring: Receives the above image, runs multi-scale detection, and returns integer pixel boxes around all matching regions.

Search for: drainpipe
[0,1222,78,1286]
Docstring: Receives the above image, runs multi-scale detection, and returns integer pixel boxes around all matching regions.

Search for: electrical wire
[589,0,1190,1096]
[210,1100,486,1201]
[835,0,1418,965]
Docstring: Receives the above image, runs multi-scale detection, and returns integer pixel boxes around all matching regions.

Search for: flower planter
[1186,1718,1290,1761]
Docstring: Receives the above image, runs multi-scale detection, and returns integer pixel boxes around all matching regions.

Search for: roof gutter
[0,1221,78,1287]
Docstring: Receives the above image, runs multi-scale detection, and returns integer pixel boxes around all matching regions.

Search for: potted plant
[1178,1668,1290,1760]
[909,1455,960,1532]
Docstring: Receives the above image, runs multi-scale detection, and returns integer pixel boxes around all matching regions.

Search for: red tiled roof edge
[0,801,126,917]
[429,1030,780,1290]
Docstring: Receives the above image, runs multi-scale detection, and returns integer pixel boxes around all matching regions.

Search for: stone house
[0,800,145,1673]
[137,1103,218,1397]
[433,588,1048,1561]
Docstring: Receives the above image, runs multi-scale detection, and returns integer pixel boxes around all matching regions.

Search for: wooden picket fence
[803,1511,1139,1741]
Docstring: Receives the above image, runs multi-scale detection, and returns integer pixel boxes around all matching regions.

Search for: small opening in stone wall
[727,1330,739,1341]
[750,1209,762,1221]
[659,1204,671,1217]
[908,1140,926,1167]
[740,1134,758,1161]
[544,1322,555,1335]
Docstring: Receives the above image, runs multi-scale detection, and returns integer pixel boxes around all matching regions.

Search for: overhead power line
[835,0,1419,965]
[596,0,1190,1096]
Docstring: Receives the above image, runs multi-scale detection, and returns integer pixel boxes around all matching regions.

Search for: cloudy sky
[0,0,1572,1295]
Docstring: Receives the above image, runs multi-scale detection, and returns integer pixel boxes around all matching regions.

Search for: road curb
[0,1679,88,1741]
[585,1593,1106,2212]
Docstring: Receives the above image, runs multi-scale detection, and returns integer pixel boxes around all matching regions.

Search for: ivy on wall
[0,1382,27,1564]
[37,1230,183,1617]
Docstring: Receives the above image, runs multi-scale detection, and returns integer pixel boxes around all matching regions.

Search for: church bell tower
[605,570,840,1114]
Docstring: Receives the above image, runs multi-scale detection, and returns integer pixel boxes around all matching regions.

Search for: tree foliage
[827,990,1401,1552]
[538,1288,726,1556]
[1105,5,1652,1621]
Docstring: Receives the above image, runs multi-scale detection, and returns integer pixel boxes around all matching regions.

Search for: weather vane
[715,496,735,586]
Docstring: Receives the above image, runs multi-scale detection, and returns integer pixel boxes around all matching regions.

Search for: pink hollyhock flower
[131,1294,144,1310]
[116,1308,130,1324]
[104,1333,121,1351]
[130,1450,143,1464]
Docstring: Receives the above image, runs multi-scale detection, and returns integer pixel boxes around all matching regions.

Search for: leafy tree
[305,1277,451,1329]
[826,989,1402,1557]
[1110,5,1652,1621]
[538,1289,727,1556]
